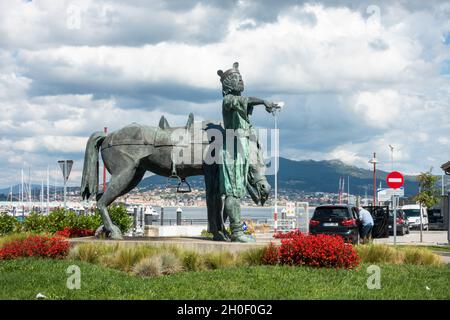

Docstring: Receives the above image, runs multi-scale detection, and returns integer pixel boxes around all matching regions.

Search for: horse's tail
[81,131,107,200]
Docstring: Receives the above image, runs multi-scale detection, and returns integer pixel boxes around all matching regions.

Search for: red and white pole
[273,108,279,233]
[373,152,377,205]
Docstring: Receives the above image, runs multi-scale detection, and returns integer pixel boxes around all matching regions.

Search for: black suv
[309,205,360,244]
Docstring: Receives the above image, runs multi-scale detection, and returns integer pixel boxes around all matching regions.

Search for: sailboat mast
[54,167,57,203]
[28,167,31,208]
[21,169,24,208]
[47,166,50,214]
[41,180,44,212]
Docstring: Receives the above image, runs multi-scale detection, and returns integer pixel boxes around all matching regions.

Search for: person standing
[217,62,275,242]
[357,207,374,243]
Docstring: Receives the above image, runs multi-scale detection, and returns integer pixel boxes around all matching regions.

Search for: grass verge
[0,258,448,300]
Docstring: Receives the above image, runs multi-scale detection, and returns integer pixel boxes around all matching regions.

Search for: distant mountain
[0,158,419,198]
[136,157,420,197]
[265,158,419,197]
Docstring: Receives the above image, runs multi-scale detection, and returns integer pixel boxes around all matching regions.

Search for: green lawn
[0,258,449,300]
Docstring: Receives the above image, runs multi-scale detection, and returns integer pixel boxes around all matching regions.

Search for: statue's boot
[212,231,230,242]
[230,227,256,243]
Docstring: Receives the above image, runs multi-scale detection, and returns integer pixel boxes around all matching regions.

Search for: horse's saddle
[107,113,219,148]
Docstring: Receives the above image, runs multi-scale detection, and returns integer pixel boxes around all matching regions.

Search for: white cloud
[0,0,449,188]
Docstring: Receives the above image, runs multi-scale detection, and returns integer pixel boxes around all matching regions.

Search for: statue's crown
[217,62,240,82]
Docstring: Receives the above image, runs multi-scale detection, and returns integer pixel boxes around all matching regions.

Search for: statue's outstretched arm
[247,97,275,113]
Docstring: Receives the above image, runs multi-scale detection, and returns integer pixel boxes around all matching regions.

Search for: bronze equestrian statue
[81,62,278,242]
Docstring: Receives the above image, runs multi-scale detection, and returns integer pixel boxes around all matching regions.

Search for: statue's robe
[219,94,253,198]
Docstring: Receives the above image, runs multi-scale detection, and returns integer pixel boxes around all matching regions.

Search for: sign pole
[57,160,73,211]
[386,171,405,246]
[393,195,397,245]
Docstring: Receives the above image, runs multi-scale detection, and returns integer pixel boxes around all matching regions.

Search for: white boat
[125,204,159,218]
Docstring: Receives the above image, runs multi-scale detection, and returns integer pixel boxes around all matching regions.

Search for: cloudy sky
[0,0,449,188]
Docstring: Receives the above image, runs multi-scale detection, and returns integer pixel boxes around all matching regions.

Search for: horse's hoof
[108,224,123,240]
[95,225,123,240]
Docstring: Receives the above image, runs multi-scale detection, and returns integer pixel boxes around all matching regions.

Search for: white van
[401,204,429,230]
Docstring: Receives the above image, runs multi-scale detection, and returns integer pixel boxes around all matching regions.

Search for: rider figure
[217,62,275,242]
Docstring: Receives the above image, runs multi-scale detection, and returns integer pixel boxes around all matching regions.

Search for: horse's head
[246,135,271,206]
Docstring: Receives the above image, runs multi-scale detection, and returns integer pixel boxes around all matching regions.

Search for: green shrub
[16,207,122,234]
[22,212,47,233]
[46,209,76,233]
[102,204,132,233]
[0,213,19,235]
[200,229,213,239]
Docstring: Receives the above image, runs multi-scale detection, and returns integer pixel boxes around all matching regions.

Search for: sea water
[153,206,316,220]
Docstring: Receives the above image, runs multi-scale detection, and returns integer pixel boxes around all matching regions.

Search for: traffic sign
[377,187,404,202]
[386,171,404,189]
[58,160,73,182]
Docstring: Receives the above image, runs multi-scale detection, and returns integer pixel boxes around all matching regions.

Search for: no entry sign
[386,171,404,189]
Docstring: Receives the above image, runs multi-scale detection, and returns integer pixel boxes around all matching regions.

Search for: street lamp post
[389,145,394,172]
[369,153,378,206]
[272,102,284,233]
[57,160,74,209]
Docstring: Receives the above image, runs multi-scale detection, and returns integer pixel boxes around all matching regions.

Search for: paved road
[374,230,448,245]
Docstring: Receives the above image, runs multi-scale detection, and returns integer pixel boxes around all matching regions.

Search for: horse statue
[81,113,271,240]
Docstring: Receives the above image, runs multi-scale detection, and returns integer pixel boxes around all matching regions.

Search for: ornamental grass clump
[133,255,163,277]
[356,244,404,264]
[402,247,442,266]
[182,251,206,271]
[239,247,267,266]
[132,252,183,277]
[263,232,360,269]
[68,242,118,264]
[203,251,237,269]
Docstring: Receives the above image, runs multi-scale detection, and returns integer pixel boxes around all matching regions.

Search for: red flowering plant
[54,227,94,238]
[263,231,360,269]
[273,229,302,239]
[0,235,70,260]
[261,243,279,265]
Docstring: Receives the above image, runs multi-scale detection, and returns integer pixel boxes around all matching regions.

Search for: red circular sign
[386,171,404,189]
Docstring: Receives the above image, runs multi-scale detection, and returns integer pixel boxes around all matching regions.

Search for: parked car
[401,204,429,230]
[362,206,390,239]
[388,209,410,236]
[309,205,360,244]
[427,207,443,224]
